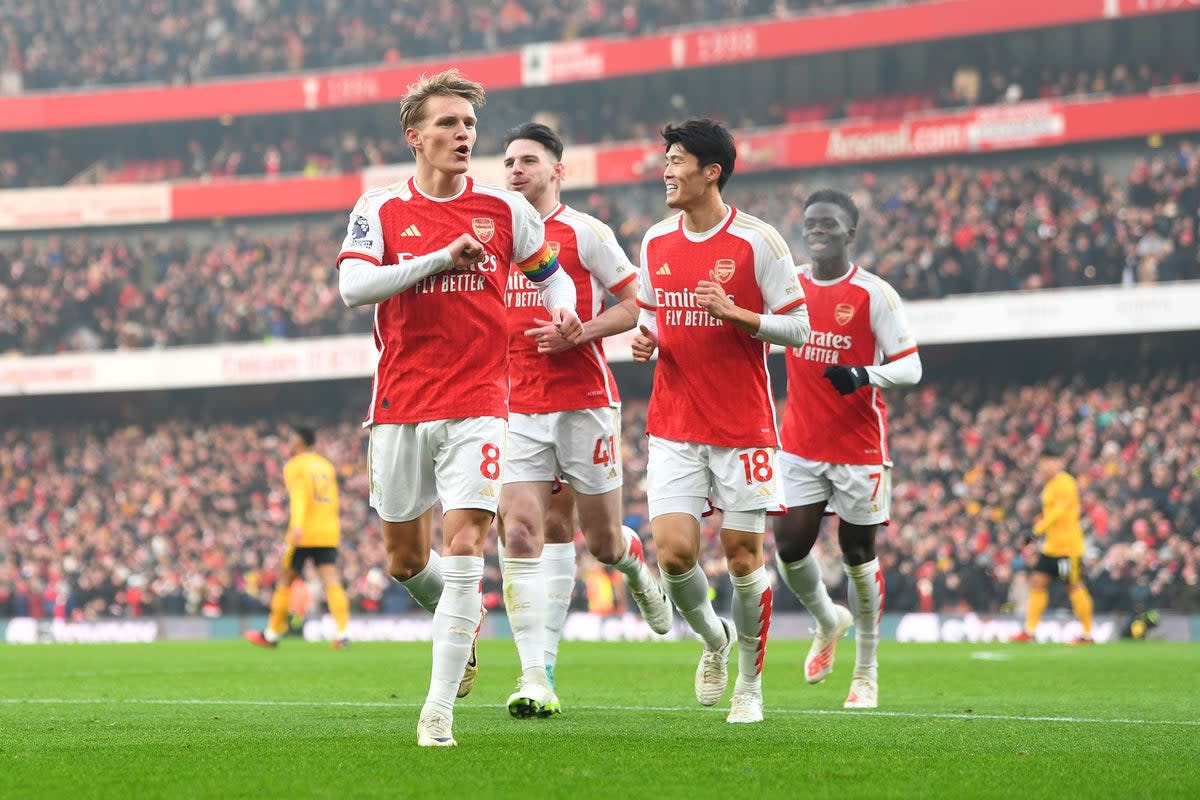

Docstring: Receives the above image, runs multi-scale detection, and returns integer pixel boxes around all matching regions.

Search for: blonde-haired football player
[336,69,582,747]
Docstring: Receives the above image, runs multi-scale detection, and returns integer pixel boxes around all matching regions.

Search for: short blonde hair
[400,69,487,133]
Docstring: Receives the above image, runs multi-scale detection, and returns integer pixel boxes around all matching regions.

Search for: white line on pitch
[2,697,1197,727]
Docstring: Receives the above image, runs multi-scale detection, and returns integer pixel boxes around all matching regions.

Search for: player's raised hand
[549,308,584,345]
[525,318,578,354]
[631,324,657,363]
[696,269,736,320]
[447,233,488,270]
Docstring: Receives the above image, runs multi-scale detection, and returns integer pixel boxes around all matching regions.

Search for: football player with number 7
[774,189,922,710]
[632,119,810,724]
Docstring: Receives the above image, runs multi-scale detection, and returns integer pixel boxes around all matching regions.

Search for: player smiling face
[405,94,477,176]
[802,201,856,264]
[504,137,562,205]
[663,143,720,211]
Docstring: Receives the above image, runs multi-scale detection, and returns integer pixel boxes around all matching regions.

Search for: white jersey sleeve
[510,192,548,265]
[636,231,657,310]
[750,221,806,312]
[868,278,918,359]
[338,192,386,266]
[576,215,636,291]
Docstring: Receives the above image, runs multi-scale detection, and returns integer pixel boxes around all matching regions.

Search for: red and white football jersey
[780,264,918,465]
[336,176,549,426]
[507,204,636,413]
[637,207,805,448]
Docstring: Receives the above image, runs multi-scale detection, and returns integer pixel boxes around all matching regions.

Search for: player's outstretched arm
[339,234,485,307]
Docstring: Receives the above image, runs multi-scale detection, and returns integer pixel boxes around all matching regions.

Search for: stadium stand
[2,372,1197,620]
[3,142,1196,355]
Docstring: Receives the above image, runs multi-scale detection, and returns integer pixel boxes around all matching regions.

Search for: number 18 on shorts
[646,436,786,515]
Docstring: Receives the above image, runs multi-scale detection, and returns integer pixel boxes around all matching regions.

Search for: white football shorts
[504,406,622,495]
[780,451,891,526]
[646,436,786,521]
[368,417,506,522]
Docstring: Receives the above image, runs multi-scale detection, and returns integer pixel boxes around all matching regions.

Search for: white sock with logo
[502,557,546,679]
[610,525,651,592]
[844,558,884,681]
[541,542,577,669]
[775,552,839,631]
[400,550,443,614]
[730,566,772,696]
[663,563,726,650]
[424,555,483,718]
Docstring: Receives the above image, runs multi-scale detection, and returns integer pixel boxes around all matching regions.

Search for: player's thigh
[556,406,624,495]
[434,416,506,515]
[504,412,557,485]
[826,464,891,526]
[646,436,710,520]
[368,423,436,523]
[708,444,785,515]
[779,451,834,509]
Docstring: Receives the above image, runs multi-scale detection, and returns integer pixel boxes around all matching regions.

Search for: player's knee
[840,541,875,566]
[656,547,696,576]
[775,537,814,564]
[501,515,540,557]
[585,533,624,565]
[725,551,759,578]
[388,550,430,581]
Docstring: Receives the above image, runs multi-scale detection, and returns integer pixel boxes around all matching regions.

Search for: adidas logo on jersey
[657,263,671,275]
[400,224,422,237]
[479,484,496,497]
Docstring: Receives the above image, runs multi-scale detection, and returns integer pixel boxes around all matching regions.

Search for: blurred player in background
[336,70,582,747]
[1011,442,1095,644]
[632,119,810,724]
[499,122,672,716]
[774,189,922,710]
[245,425,351,650]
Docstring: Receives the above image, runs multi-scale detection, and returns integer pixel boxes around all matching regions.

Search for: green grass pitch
[1,639,1197,799]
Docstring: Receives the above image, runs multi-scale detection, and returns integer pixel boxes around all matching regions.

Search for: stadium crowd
[0,0,888,92]
[3,57,1195,190]
[3,142,1196,356]
[1,372,1197,621]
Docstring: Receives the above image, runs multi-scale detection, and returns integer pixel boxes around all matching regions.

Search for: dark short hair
[293,426,316,447]
[503,122,564,162]
[1040,441,1068,459]
[661,119,736,190]
[804,188,860,229]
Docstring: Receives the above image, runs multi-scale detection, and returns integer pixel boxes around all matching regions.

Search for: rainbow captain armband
[516,241,560,282]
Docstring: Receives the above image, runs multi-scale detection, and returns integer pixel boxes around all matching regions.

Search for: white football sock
[502,557,546,675]
[845,558,884,681]
[730,566,772,695]
[424,555,483,718]
[399,549,443,614]
[610,525,651,592]
[775,551,838,631]
[663,563,726,650]
[541,542,577,669]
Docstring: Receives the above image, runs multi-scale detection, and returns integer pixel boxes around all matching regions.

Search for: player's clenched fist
[549,308,584,344]
[695,269,735,320]
[447,233,488,270]
[631,324,657,363]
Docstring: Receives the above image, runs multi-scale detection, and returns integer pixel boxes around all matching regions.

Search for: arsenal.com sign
[825,103,1067,163]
